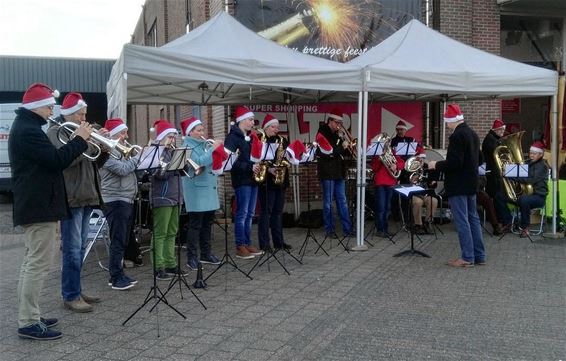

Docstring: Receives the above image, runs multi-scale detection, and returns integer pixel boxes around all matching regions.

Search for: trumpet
[49,117,119,161]
[117,140,143,159]
[200,136,215,150]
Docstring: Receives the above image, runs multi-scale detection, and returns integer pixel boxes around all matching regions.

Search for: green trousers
[151,206,179,270]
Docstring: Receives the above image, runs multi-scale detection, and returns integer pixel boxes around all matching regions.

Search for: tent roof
[349,19,558,100]
[107,12,360,117]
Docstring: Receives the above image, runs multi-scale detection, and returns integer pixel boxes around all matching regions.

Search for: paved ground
[0,202,564,361]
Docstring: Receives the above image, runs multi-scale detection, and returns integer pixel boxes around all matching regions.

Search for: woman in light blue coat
[181,117,221,270]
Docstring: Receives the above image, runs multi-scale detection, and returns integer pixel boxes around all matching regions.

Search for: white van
[0,103,60,192]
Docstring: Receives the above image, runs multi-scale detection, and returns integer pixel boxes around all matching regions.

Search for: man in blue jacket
[10,83,92,340]
[429,104,485,267]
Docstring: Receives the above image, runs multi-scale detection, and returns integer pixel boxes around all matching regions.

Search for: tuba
[253,128,269,183]
[272,135,291,185]
[493,131,533,203]
[374,133,401,178]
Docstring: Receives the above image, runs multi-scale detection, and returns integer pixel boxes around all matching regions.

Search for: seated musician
[371,143,404,238]
[410,146,438,235]
[511,141,549,237]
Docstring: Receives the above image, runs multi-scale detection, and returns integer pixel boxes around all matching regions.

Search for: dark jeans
[258,186,285,248]
[185,210,215,259]
[518,194,545,228]
[104,201,134,282]
[374,186,393,233]
[494,190,512,225]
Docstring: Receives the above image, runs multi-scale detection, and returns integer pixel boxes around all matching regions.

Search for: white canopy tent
[107,13,559,249]
[106,11,361,120]
[348,19,558,248]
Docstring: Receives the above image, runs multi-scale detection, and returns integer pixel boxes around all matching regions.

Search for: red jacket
[372,156,404,186]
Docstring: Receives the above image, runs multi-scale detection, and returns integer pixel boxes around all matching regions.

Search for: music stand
[298,146,330,260]
[123,145,187,330]
[392,185,431,258]
[499,164,532,242]
[205,151,253,282]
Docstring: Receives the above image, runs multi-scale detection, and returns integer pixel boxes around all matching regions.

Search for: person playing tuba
[256,114,293,252]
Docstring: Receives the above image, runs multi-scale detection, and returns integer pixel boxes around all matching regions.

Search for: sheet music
[137,145,163,170]
[394,185,425,197]
[300,146,316,163]
[366,142,384,157]
[165,147,190,171]
[395,142,417,156]
[223,152,237,171]
[504,164,528,178]
[478,163,487,176]
[262,143,278,161]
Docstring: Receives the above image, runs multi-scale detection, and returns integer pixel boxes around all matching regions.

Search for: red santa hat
[151,120,177,141]
[395,120,408,130]
[235,106,254,123]
[249,132,265,162]
[416,144,426,158]
[285,140,307,165]
[315,133,333,154]
[491,119,505,130]
[443,104,464,122]
[180,117,202,137]
[104,118,128,137]
[530,140,545,154]
[211,144,230,175]
[21,83,59,110]
[327,108,343,122]
[262,114,279,129]
[60,92,87,115]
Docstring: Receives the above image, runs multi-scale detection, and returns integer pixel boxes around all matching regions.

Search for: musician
[150,120,185,279]
[371,142,404,238]
[46,92,103,312]
[391,120,414,161]
[180,117,222,270]
[99,118,139,290]
[10,83,91,340]
[509,141,549,238]
[410,147,438,235]
[257,114,293,252]
[316,108,354,238]
[428,104,485,267]
[482,119,511,230]
[224,106,264,259]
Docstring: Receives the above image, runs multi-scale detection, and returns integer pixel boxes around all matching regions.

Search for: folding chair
[83,209,110,270]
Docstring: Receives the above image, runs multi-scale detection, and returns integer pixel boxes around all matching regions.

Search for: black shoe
[155,270,172,281]
[165,266,188,276]
[413,225,426,235]
[39,317,58,328]
[260,245,273,253]
[274,243,293,251]
[186,256,199,270]
[200,254,221,265]
[18,323,62,340]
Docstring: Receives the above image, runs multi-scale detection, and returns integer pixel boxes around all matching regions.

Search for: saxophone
[253,128,269,183]
[272,135,291,185]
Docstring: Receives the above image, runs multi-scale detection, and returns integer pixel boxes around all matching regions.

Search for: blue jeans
[103,201,134,282]
[374,186,393,233]
[61,206,92,301]
[234,185,258,247]
[321,179,352,235]
[448,195,486,263]
[518,194,545,228]
[258,187,285,248]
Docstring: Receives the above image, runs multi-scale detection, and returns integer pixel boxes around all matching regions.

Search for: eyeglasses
[46,105,54,110]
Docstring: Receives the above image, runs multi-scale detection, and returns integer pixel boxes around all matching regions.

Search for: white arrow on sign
[380,108,414,136]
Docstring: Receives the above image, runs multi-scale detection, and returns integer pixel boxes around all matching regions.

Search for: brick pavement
[0,203,564,361]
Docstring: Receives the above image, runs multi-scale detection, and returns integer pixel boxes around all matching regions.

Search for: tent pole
[551,93,558,235]
[352,91,368,251]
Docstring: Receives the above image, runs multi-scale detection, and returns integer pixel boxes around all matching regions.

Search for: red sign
[502,98,521,113]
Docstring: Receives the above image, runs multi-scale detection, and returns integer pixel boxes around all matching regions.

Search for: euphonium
[404,156,424,185]
[49,117,119,161]
[272,135,291,185]
[493,131,533,202]
[375,133,401,178]
[253,128,269,183]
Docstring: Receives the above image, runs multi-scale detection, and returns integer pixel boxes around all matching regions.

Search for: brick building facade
[124,0,564,215]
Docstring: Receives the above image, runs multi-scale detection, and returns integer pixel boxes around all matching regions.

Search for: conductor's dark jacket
[9,108,87,226]
[316,123,349,180]
[435,122,480,198]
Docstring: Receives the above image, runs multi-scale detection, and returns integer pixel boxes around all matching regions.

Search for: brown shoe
[447,258,474,268]
[235,246,254,259]
[245,245,264,256]
[520,228,530,238]
[64,297,93,313]
[81,293,101,304]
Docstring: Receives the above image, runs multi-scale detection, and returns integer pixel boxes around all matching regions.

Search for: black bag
[297,209,323,228]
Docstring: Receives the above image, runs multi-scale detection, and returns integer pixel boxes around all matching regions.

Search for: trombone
[337,124,358,158]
